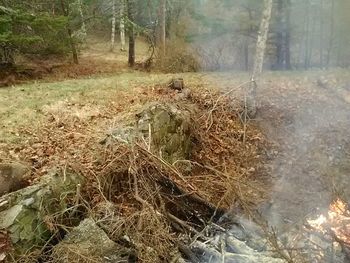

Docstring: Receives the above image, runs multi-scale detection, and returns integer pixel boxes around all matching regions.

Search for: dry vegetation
[0,73,271,262]
[2,62,350,261]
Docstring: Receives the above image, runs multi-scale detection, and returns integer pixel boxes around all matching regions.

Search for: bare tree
[252,0,273,78]
[275,0,291,70]
[247,0,273,117]
[157,0,166,56]
[120,0,126,51]
[110,0,116,52]
[127,0,135,67]
[326,0,335,68]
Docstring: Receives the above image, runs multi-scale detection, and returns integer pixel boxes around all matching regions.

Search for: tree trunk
[326,0,335,68]
[252,0,274,79]
[275,0,291,70]
[284,0,291,70]
[304,1,310,69]
[120,0,126,51]
[319,0,324,68]
[275,0,284,70]
[248,0,273,118]
[77,0,87,37]
[157,0,166,57]
[127,0,135,67]
[110,0,116,52]
[60,0,79,64]
[308,7,317,68]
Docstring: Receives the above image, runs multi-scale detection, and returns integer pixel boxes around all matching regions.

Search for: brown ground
[0,38,151,87]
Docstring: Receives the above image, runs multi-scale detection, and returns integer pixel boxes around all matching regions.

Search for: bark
[120,0,126,51]
[252,0,273,78]
[284,0,291,70]
[157,0,166,56]
[127,0,135,67]
[275,0,284,69]
[110,0,116,52]
[304,1,310,69]
[319,0,324,68]
[326,0,335,68]
[60,0,79,64]
[248,0,273,118]
[307,7,317,68]
[275,0,291,70]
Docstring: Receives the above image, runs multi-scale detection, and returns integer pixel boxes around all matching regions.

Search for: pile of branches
[7,84,270,262]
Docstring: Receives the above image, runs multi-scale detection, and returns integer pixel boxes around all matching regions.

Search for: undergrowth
[6,82,270,262]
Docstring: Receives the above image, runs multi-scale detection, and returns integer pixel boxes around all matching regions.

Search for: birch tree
[77,0,87,38]
[120,0,126,51]
[157,0,166,57]
[248,0,273,117]
[110,0,116,52]
[252,0,273,78]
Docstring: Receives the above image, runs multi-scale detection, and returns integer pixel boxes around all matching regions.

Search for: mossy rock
[0,170,84,256]
[135,103,191,163]
[52,218,130,263]
[106,103,192,164]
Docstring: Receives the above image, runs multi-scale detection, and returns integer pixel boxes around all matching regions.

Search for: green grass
[1,69,350,144]
[0,71,181,143]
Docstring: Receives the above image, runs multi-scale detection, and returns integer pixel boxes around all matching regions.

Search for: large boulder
[0,170,84,258]
[52,218,130,263]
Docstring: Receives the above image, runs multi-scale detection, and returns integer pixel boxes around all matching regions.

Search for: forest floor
[2,40,350,261]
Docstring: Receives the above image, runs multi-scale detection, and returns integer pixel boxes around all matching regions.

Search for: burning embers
[307,198,350,257]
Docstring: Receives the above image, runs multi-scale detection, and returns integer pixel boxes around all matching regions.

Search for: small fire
[308,198,350,247]
[308,214,327,232]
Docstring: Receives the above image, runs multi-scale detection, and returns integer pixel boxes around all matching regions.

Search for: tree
[252,0,273,78]
[157,0,166,56]
[110,0,116,51]
[77,0,87,38]
[248,0,273,117]
[274,0,291,70]
[120,0,126,51]
[127,0,135,67]
[60,0,79,64]
[0,4,70,66]
[326,0,335,68]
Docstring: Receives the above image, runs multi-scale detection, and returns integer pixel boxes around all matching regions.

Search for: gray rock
[105,103,191,164]
[136,103,191,163]
[0,162,30,196]
[52,218,130,263]
[168,78,185,91]
[0,169,84,256]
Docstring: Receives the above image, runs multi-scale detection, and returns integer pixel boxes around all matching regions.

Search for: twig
[206,81,252,132]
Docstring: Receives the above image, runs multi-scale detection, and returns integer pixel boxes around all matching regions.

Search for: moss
[136,103,191,164]
[0,170,84,255]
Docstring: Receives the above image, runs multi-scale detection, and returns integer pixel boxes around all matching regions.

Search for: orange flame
[308,198,350,246]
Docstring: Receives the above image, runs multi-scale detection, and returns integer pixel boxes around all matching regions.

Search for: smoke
[259,78,350,230]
